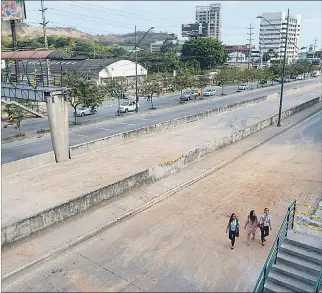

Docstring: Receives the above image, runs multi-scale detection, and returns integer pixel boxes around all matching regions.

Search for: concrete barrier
[2,81,320,177]
[70,96,268,158]
[2,96,321,247]
[1,151,56,178]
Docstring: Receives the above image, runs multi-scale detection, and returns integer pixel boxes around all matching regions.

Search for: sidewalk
[2,90,320,229]
[2,104,321,289]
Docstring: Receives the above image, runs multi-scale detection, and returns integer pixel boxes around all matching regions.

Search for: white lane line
[73,134,88,137]
[119,122,136,126]
[99,128,111,131]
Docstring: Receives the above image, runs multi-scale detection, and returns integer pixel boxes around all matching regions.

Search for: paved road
[1,81,272,139]
[2,110,321,292]
[1,78,320,164]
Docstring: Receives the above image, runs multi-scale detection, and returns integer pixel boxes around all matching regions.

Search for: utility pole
[39,0,51,86]
[277,9,290,127]
[135,25,139,113]
[312,37,318,59]
[247,23,254,70]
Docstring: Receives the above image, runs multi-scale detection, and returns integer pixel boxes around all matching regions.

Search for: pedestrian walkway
[2,104,321,292]
[2,90,320,231]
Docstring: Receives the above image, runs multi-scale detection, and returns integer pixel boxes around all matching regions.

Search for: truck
[312,70,321,77]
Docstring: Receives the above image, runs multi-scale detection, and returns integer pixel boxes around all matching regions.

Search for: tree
[5,104,26,136]
[104,77,128,115]
[181,38,227,70]
[160,39,178,53]
[63,70,106,124]
[194,72,210,95]
[173,67,193,96]
[142,73,163,109]
[245,69,257,89]
[231,68,246,92]
[216,68,231,95]
[262,49,278,63]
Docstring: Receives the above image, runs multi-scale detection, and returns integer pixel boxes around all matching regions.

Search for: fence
[253,200,297,292]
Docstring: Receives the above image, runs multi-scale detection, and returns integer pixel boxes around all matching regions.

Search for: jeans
[260,226,270,243]
[229,230,237,246]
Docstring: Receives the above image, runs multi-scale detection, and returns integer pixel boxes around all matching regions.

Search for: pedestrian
[244,210,258,246]
[258,208,272,246]
[147,94,150,101]
[226,213,239,250]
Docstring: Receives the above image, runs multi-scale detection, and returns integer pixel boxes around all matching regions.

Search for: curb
[2,103,321,283]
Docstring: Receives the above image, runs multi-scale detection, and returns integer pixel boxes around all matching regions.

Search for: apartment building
[259,12,301,62]
[195,3,222,40]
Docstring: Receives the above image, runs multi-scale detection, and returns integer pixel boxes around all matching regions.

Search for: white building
[259,12,301,62]
[195,3,222,40]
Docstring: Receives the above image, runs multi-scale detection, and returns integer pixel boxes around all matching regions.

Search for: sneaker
[264,239,266,242]
[231,246,234,249]
[261,242,265,246]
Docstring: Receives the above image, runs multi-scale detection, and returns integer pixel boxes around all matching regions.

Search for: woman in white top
[226,213,239,250]
[258,208,272,246]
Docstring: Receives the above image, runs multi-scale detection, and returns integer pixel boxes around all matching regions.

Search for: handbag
[236,219,240,237]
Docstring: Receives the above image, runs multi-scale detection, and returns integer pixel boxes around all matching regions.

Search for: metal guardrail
[253,200,297,293]
[315,268,322,293]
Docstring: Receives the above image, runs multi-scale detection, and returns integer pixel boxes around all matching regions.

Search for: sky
[23,1,322,49]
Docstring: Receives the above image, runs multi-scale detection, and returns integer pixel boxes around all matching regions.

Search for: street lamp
[257,10,290,127]
[132,26,154,113]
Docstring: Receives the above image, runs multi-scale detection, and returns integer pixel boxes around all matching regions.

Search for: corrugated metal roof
[1,50,70,60]
[4,58,117,76]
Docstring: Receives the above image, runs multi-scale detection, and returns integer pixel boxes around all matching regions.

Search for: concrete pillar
[45,90,70,163]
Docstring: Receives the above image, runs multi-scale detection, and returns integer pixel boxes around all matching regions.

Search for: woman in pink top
[244,210,258,246]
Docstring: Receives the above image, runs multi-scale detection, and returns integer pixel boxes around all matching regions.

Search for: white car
[203,89,216,96]
[238,84,249,90]
[117,100,138,113]
[296,75,304,80]
[74,106,97,117]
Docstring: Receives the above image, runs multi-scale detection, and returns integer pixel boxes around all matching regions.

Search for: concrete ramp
[1,98,45,118]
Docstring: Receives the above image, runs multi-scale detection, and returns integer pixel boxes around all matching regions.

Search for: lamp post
[132,26,154,113]
[257,9,290,127]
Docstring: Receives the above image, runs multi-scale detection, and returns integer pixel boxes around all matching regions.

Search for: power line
[64,1,183,26]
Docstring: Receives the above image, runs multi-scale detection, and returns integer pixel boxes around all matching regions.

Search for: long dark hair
[229,213,236,223]
[249,210,257,223]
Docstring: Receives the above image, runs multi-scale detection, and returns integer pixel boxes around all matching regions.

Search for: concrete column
[45,90,70,163]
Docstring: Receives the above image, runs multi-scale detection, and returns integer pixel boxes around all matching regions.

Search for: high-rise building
[259,12,301,62]
[195,3,222,40]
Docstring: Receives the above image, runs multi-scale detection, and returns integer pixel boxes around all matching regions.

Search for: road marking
[74,134,88,137]
[99,128,111,131]
[119,122,136,126]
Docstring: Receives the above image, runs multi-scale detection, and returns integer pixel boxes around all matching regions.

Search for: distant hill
[1,21,174,46]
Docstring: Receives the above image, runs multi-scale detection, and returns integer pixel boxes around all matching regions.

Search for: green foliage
[63,70,106,124]
[173,67,193,95]
[216,68,231,95]
[1,35,127,59]
[194,72,210,93]
[5,104,26,135]
[141,73,163,109]
[181,38,228,70]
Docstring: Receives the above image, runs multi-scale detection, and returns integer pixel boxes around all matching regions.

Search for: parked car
[74,106,97,117]
[203,89,216,96]
[180,91,196,101]
[296,75,304,80]
[117,100,138,113]
[238,84,249,90]
[259,80,267,86]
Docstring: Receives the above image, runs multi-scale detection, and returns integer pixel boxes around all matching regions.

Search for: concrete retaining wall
[1,152,56,178]
[70,96,268,158]
[2,96,321,246]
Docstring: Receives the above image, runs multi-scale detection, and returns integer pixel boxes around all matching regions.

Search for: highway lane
[1,81,271,139]
[1,78,320,164]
